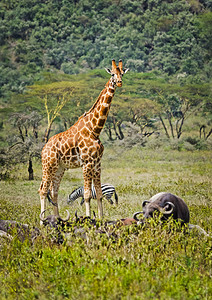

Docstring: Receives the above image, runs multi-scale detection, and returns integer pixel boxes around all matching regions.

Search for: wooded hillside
[0,0,212,97]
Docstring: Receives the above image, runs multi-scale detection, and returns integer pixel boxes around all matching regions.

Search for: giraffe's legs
[39,165,65,224]
[93,167,103,219]
[83,167,92,217]
[40,193,46,217]
[39,177,52,225]
[49,167,65,216]
[92,159,103,218]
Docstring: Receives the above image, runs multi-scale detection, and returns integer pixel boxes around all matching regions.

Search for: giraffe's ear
[123,68,129,74]
[105,68,112,75]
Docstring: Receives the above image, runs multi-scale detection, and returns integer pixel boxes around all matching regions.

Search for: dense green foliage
[0,0,212,97]
[0,147,211,299]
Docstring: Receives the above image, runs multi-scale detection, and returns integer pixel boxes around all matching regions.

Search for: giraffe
[38,59,128,221]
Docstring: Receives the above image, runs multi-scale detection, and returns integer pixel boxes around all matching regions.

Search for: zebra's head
[67,186,84,204]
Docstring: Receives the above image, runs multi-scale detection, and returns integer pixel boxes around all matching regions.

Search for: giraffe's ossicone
[39,59,128,221]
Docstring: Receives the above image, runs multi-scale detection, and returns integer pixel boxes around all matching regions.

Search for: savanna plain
[0,144,211,300]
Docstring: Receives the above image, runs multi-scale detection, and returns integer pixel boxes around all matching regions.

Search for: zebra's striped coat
[68,184,118,206]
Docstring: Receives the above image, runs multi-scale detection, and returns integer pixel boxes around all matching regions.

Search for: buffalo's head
[142,199,175,220]
[39,210,70,228]
[133,192,190,224]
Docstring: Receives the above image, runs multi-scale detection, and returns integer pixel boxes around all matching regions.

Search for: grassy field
[0,145,212,299]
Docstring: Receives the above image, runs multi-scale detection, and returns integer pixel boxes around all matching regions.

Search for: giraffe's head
[105,59,129,87]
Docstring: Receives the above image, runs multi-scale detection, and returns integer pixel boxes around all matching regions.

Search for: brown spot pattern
[39,60,125,219]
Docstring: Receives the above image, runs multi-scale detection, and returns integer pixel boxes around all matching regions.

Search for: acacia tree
[105,116,125,141]
[104,95,160,141]
[6,111,43,180]
[156,92,193,139]
[9,111,42,142]
[27,81,76,142]
[8,138,41,180]
[43,93,69,142]
[104,97,130,141]
[140,78,211,139]
[3,82,77,179]
[128,97,160,136]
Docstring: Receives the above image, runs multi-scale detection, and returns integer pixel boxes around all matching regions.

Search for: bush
[184,136,209,150]
[145,135,170,150]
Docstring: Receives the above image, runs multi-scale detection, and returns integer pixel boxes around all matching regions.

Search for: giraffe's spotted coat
[39,60,128,220]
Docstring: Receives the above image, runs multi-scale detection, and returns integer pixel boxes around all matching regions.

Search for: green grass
[0,146,212,299]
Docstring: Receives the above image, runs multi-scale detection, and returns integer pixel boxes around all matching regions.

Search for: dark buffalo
[133,192,190,224]
[0,219,40,242]
[39,209,71,229]
[133,192,210,237]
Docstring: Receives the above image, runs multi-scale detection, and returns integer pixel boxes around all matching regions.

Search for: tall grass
[0,146,211,299]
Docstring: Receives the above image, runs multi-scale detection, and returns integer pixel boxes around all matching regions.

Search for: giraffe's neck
[86,78,116,138]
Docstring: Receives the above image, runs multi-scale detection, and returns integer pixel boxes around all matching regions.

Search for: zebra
[67,184,118,206]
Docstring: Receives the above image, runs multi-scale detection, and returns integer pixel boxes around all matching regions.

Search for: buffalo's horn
[160,202,175,214]
[142,200,150,208]
[60,210,70,222]
[39,210,48,222]
[133,211,143,221]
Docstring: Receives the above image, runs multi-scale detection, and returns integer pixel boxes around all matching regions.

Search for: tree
[128,97,160,136]
[3,111,43,180]
[155,92,192,139]
[9,111,42,142]
[27,81,76,142]
[8,137,42,180]
[138,78,211,139]
[104,94,160,141]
